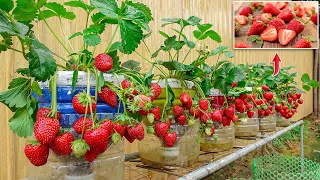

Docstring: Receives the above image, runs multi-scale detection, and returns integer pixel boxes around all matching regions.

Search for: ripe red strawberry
[200,112,211,124]
[277,8,294,23]
[275,104,282,112]
[278,29,296,46]
[84,127,109,153]
[211,110,222,122]
[121,79,131,89]
[264,109,271,116]
[240,6,253,16]
[73,116,93,134]
[25,142,49,166]
[287,19,305,34]
[258,109,264,117]
[268,18,285,32]
[50,132,74,155]
[263,92,274,100]
[246,103,253,109]
[236,105,246,113]
[263,3,281,16]
[260,25,277,42]
[150,83,161,101]
[276,2,288,10]
[247,21,266,36]
[234,42,251,48]
[262,85,269,91]
[298,99,303,104]
[100,119,114,135]
[94,53,113,72]
[34,117,60,145]
[235,98,244,106]
[177,114,187,125]
[239,94,247,100]
[180,92,192,106]
[232,82,238,88]
[260,13,272,23]
[85,148,100,162]
[36,107,61,120]
[189,108,202,118]
[222,116,231,126]
[310,13,318,25]
[234,15,247,25]
[252,2,263,10]
[98,86,117,108]
[127,123,144,140]
[154,122,169,138]
[124,129,135,143]
[294,5,304,17]
[174,105,184,117]
[72,92,97,114]
[199,99,209,111]
[247,111,255,118]
[138,110,149,116]
[294,38,312,48]
[296,93,301,99]
[164,132,177,147]
[225,107,235,119]
[113,123,127,137]
[150,107,161,121]
[232,115,239,123]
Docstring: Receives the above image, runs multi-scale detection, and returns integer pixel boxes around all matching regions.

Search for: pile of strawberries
[275,92,303,119]
[235,2,318,48]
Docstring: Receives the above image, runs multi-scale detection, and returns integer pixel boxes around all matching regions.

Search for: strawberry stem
[50,71,57,119]
[94,69,98,119]
[104,24,120,54]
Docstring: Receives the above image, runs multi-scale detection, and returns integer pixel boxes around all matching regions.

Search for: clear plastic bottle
[235,111,259,137]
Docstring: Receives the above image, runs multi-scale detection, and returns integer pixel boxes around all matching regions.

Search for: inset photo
[234,1,319,49]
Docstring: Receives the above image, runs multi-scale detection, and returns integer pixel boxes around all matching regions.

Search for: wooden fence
[0,0,315,179]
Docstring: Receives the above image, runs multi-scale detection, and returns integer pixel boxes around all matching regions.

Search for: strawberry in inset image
[251,2,263,10]
[278,29,296,46]
[98,86,117,108]
[240,6,253,17]
[276,2,288,10]
[73,116,93,134]
[234,42,251,48]
[263,3,280,16]
[260,25,277,42]
[268,18,285,32]
[25,141,49,166]
[260,13,272,23]
[50,132,74,156]
[94,53,113,72]
[293,38,312,48]
[304,7,315,16]
[34,117,60,145]
[277,8,294,23]
[310,13,318,25]
[294,5,304,18]
[287,19,305,34]
[247,21,266,36]
[234,15,247,25]
[164,132,177,147]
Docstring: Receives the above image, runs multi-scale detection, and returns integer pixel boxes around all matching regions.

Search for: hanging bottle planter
[235,111,259,137]
[138,79,200,168]
[276,112,291,127]
[259,114,277,132]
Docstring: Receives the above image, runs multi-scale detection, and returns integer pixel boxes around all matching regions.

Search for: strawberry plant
[0,0,154,166]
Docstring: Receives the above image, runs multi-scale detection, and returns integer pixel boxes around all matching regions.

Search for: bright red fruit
[278,29,296,46]
[50,132,74,155]
[98,86,117,108]
[260,13,272,23]
[239,94,247,100]
[200,112,212,124]
[234,42,251,48]
[100,119,114,135]
[72,92,97,114]
[260,25,277,42]
[225,107,235,119]
[298,99,303,104]
[113,123,127,137]
[154,122,169,138]
[121,80,131,89]
[164,132,177,147]
[25,142,49,166]
[189,108,202,118]
[263,3,281,16]
[287,19,305,34]
[36,107,61,120]
[199,99,209,111]
[247,21,266,36]
[276,2,288,10]
[94,53,113,72]
[311,13,318,25]
[85,148,100,162]
[173,105,184,117]
[262,85,269,91]
[84,127,109,153]
[177,114,187,125]
[73,116,93,134]
[211,110,222,122]
[268,18,286,32]
[180,92,192,106]
[293,39,312,48]
[127,123,144,140]
[247,111,255,118]
[150,107,161,121]
[150,83,162,101]
[294,5,304,17]
[277,8,294,22]
[34,117,60,145]
[234,15,247,25]
[240,6,253,16]
[232,115,239,123]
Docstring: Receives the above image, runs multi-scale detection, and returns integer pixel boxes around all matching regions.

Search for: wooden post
[313,49,319,117]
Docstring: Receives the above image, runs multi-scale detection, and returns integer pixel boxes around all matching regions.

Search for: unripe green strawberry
[188,118,196,126]
[71,139,90,158]
[147,113,155,123]
[205,127,212,136]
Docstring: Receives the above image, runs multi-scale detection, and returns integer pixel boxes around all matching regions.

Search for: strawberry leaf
[0,77,31,110]
[69,32,83,40]
[119,19,143,54]
[0,13,18,35]
[301,73,310,82]
[197,24,212,33]
[31,81,43,96]
[64,0,95,13]
[38,10,57,20]
[12,0,38,21]
[90,0,118,19]
[9,105,35,138]
[97,72,105,92]
[157,61,193,71]
[83,33,101,46]
[0,0,14,12]
[72,69,78,92]
[121,60,141,71]
[44,2,76,20]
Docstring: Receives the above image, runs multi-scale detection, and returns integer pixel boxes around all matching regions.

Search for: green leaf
[184,38,196,49]
[200,78,211,96]
[307,80,320,88]
[0,77,31,109]
[162,35,177,51]
[125,1,152,22]
[157,61,193,71]
[203,63,212,74]
[301,73,311,82]
[26,37,57,82]
[31,81,42,96]
[0,0,14,12]
[143,66,154,87]
[37,0,47,8]
[0,33,13,52]
[45,2,76,20]
[107,50,120,69]
[72,69,78,92]
[166,85,175,110]
[15,22,29,38]
[65,0,95,13]
[151,47,163,58]
[119,19,143,54]
[83,33,101,46]
[16,68,30,76]
[90,0,118,19]
[62,12,76,20]
[38,10,57,20]
[108,42,121,53]
[212,46,229,55]
[302,85,311,91]
[69,32,83,40]
[193,30,202,40]
[0,13,18,35]
[205,30,221,42]
[97,72,105,92]
[9,106,34,137]
[197,24,212,33]
[232,66,246,82]
[187,16,201,25]
[159,30,169,38]
[12,0,38,21]
[224,51,234,58]
[121,60,141,71]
